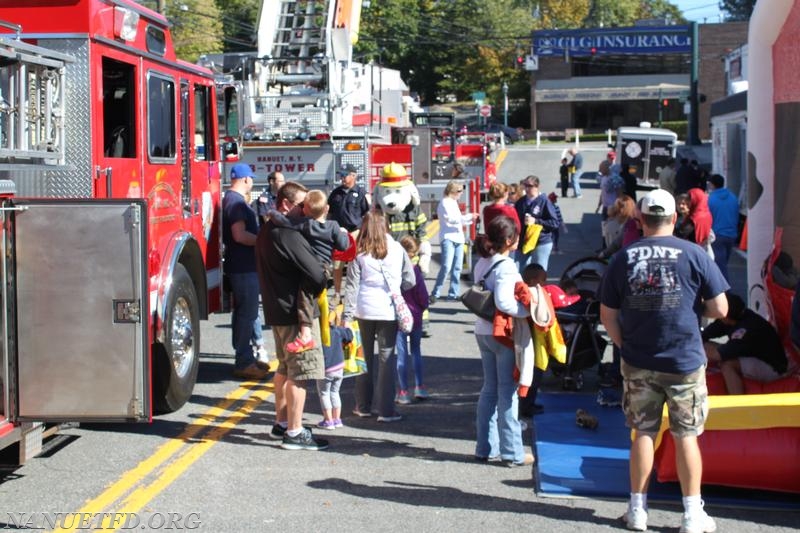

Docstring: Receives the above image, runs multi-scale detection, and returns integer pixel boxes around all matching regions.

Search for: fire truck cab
[0,0,221,462]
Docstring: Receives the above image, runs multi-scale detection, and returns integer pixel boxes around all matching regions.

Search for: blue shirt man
[707,173,740,282]
[223,163,268,379]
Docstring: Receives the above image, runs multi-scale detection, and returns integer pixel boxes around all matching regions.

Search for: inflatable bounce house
[654,1,800,493]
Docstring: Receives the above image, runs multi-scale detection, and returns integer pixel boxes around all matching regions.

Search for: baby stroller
[550,257,608,390]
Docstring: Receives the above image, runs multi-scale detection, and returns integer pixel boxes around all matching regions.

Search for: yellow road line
[52,379,272,533]
[495,149,508,170]
[426,219,439,241]
[106,387,273,527]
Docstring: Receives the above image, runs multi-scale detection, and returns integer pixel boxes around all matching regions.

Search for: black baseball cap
[337,164,358,177]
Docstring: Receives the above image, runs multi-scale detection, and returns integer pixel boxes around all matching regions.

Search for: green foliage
[585,0,639,27]
[584,0,684,27]
[661,120,687,140]
[159,1,225,62]
[357,0,534,107]
[533,0,591,29]
[720,0,756,21]
[215,0,259,52]
[636,0,685,24]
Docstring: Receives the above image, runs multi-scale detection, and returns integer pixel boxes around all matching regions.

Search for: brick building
[527,21,748,140]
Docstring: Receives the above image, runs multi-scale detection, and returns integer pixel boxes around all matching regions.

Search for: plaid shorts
[621,360,708,438]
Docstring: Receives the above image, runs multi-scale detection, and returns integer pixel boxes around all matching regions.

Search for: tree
[720,0,756,21]
[357,0,534,105]
[583,0,684,27]
[636,0,685,23]
[532,0,591,29]
[584,0,638,27]
[165,0,224,62]
[216,0,259,52]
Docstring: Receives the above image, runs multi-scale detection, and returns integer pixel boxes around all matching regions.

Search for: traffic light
[662,99,669,107]
[515,55,525,68]
[590,47,597,56]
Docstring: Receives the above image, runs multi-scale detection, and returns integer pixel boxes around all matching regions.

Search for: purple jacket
[402,265,429,330]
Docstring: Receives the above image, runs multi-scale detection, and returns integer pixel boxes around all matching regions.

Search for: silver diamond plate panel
[18,39,92,198]
[262,107,327,139]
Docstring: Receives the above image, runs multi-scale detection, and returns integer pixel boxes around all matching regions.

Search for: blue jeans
[516,240,554,272]
[475,334,525,462]
[711,234,737,282]
[396,328,424,391]
[432,238,464,299]
[572,170,583,196]
[229,272,263,370]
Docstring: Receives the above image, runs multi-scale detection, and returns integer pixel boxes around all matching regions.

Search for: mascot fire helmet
[380,162,411,187]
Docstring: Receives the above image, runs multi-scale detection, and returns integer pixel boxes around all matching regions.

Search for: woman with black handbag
[473,215,535,467]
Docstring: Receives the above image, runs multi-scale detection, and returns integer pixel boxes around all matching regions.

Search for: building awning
[535,74,689,103]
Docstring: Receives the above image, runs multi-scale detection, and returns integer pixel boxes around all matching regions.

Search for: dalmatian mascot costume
[372,162,432,274]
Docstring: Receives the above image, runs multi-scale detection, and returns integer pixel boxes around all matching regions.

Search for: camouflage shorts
[620,360,708,438]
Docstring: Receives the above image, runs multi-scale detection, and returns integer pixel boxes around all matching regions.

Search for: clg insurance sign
[533,26,690,57]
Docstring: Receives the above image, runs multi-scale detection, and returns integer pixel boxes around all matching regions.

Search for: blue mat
[532,392,800,509]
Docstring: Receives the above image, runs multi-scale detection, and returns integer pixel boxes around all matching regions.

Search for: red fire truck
[0,0,221,462]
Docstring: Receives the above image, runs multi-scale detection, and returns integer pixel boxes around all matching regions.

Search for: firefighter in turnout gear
[373,163,433,335]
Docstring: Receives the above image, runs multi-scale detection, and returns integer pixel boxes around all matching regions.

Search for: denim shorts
[621,360,708,438]
[272,322,324,381]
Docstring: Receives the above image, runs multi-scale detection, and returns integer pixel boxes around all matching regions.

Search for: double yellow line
[53,379,274,532]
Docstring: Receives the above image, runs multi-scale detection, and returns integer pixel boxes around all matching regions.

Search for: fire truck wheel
[153,264,200,414]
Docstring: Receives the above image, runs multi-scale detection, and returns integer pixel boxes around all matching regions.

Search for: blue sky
[672,1,724,23]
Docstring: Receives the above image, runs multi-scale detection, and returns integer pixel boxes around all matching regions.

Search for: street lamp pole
[502,82,509,127]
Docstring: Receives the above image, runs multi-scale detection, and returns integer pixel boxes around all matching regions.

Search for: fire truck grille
[262,108,327,140]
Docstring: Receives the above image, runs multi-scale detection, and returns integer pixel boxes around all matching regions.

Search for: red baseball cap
[543,284,581,309]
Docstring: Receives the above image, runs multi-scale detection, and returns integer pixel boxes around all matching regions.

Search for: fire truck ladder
[270,0,333,86]
[0,21,72,168]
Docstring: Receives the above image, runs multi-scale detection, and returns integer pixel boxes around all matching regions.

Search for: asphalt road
[0,143,792,532]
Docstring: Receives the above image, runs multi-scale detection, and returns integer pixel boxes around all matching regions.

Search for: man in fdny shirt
[600,189,728,533]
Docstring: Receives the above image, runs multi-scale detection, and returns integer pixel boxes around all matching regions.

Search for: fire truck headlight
[114,7,140,42]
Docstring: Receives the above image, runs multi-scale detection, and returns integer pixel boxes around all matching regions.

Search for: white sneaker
[680,509,716,533]
[622,506,648,531]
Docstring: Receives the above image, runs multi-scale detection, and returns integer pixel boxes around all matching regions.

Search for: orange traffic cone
[739,219,748,251]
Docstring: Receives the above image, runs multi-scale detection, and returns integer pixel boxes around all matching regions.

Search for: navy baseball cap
[337,164,358,177]
[230,163,255,180]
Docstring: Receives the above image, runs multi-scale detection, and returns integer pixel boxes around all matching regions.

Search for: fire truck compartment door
[12,200,149,422]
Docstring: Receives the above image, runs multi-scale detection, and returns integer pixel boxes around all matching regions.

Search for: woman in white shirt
[342,211,415,422]
[430,179,478,303]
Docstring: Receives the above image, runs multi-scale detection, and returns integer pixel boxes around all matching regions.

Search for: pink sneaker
[285,336,316,354]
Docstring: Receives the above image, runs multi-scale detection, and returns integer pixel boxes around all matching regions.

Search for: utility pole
[157,0,166,14]
[687,21,700,145]
[502,82,509,127]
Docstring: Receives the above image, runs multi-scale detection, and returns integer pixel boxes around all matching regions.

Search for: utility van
[611,124,678,188]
